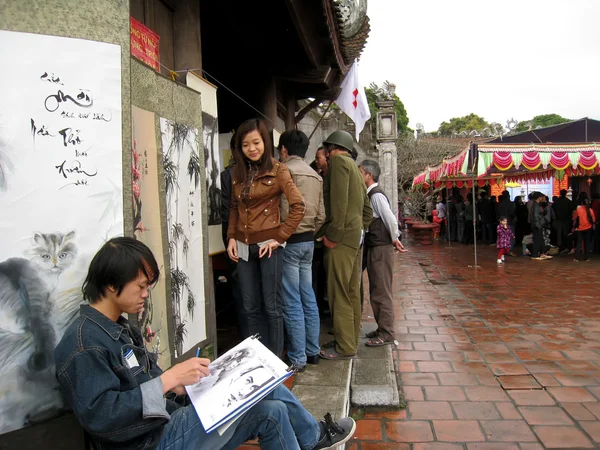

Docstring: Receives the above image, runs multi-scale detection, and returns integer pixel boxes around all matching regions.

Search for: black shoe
[291,363,306,373]
[284,355,306,372]
[312,413,356,450]
[306,354,320,365]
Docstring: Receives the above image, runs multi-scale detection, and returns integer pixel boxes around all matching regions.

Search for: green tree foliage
[365,82,410,134]
[438,113,490,136]
[514,114,571,133]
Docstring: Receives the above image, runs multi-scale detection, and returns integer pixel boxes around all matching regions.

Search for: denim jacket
[54,305,179,450]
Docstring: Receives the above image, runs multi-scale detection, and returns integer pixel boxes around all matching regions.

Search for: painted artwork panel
[132,106,171,368]
[160,118,206,357]
[185,72,224,254]
[0,30,123,434]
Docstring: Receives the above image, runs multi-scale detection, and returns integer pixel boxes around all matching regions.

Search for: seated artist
[54,237,355,450]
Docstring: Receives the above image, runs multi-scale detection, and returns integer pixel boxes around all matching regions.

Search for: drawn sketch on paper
[161,118,206,357]
[185,336,289,432]
[0,30,123,434]
[203,112,221,226]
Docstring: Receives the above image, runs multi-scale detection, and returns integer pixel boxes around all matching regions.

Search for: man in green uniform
[317,131,373,359]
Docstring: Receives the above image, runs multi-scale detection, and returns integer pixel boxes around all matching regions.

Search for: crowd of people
[434,188,599,262]
[54,119,414,450]
[221,120,406,368]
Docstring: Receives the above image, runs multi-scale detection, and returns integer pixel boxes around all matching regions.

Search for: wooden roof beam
[286,0,325,68]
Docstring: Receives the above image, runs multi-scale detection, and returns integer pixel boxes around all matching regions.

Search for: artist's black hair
[83,237,159,303]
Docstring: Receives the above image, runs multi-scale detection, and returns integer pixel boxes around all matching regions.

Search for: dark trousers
[576,229,593,261]
[554,220,570,250]
[481,223,495,244]
[325,243,362,356]
[311,245,328,314]
[457,218,466,243]
[237,245,284,358]
[532,227,544,257]
[366,245,395,341]
[464,220,474,244]
[515,223,524,246]
[448,220,458,241]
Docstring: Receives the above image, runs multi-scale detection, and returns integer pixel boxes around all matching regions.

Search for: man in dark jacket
[219,134,245,335]
[530,192,550,260]
[478,192,495,244]
[553,189,572,252]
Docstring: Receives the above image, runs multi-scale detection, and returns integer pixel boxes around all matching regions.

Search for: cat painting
[0,231,78,434]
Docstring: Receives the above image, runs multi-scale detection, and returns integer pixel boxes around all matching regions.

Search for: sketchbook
[185,335,294,434]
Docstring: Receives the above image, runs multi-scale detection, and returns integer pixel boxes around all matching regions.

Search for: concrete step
[351,323,400,407]
[291,358,352,421]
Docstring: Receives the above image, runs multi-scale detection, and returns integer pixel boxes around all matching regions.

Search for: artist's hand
[259,240,280,258]
[394,240,408,252]
[323,236,337,249]
[227,238,239,262]
[161,357,211,392]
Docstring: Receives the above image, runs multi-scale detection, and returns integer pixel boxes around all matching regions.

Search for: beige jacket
[280,155,325,238]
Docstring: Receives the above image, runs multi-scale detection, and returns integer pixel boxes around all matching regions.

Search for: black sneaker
[284,355,306,373]
[312,413,356,449]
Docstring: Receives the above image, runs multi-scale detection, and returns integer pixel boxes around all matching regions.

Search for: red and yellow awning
[478,143,600,174]
[412,147,469,187]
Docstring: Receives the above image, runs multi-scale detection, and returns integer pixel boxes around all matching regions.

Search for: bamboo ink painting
[160,118,206,357]
[0,31,123,434]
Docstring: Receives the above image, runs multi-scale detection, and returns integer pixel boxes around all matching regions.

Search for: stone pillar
[375,99,399,216]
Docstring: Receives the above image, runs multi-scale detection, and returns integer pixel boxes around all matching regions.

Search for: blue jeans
[237,245,284,357]
[282,242,321,366]
[157,385,320,450]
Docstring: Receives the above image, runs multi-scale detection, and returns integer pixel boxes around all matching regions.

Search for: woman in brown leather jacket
[226,119,305,357]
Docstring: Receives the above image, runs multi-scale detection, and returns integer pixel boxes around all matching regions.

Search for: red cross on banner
[334,60,371,140]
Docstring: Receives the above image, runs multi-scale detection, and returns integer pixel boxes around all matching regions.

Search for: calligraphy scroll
[0,30,123,434]
[185,72,224,254]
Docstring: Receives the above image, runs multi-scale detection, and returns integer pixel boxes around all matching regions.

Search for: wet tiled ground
[353,236,600,449]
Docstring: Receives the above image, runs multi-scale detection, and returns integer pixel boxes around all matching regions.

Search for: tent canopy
[488,118,600,144]
[412,118,600,188]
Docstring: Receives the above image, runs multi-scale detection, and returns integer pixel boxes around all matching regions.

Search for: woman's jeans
[237,244,284,357]
[576,229,593,261]
[157,385,320,450]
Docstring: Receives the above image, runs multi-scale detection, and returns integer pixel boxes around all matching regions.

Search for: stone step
[291,358,352,421]
[351,323,400,407]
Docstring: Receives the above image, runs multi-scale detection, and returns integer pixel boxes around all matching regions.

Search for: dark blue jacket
[54,305,177,450]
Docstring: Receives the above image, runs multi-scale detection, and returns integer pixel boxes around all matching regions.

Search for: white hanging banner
[0,30,123,434]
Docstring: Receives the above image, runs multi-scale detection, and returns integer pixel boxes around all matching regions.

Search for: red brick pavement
[352,236,600,449]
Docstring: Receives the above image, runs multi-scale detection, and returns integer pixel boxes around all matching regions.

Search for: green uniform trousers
[325,242,362,356]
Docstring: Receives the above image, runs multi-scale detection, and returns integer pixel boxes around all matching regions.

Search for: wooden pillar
[284,92,296,130]
[173,0,202,72]
[260,77,277,132]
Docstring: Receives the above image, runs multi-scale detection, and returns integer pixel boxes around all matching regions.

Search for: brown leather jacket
[227,159,305,245]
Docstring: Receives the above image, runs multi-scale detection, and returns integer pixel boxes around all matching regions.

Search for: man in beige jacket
[279,129,325,371]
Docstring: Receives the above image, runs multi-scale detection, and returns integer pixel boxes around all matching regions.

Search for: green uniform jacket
[317,153,373,248]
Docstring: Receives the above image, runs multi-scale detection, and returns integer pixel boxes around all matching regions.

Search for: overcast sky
[359,0,600,132]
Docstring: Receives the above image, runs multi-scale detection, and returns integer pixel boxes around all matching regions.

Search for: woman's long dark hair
[233,119,274,182]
